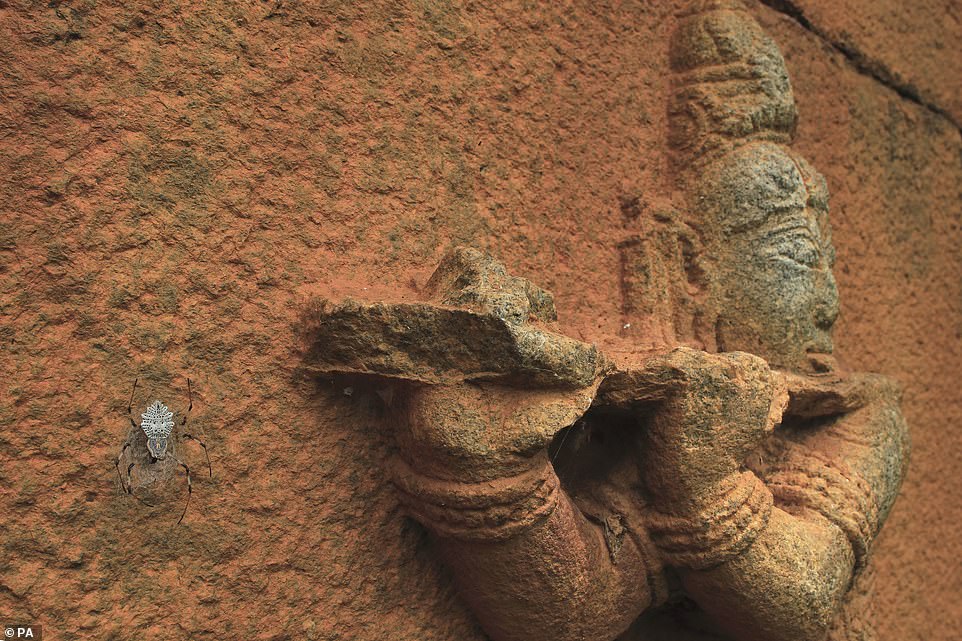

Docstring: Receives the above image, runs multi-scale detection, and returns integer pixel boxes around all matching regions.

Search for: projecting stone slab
[595,353,891,418]
[300,247,607,389]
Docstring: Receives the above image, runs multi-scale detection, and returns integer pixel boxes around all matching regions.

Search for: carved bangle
[389,455,562,542]
[645,471,774,571]
[762,452,878,572]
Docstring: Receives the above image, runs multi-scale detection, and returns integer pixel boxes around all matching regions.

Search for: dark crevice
[759,0,962,135]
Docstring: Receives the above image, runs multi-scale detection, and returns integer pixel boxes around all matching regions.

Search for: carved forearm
[391,452,663,641]
[681,503,856,641]
[646,468,854,641]
[646,471,773,570]
[652,382,909,641]
[390,454,563,542]
[762,451,878,571]
[750,382,910,572]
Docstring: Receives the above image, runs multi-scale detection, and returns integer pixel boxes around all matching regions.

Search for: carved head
[696,142,839,372]
[657,1,840,372]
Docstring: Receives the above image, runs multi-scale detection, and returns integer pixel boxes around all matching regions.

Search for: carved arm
[391,383,664,641]
[638,352,909,641]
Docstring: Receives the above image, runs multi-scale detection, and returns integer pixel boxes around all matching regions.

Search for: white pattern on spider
[141,400,175,457]
[115,379,212,524]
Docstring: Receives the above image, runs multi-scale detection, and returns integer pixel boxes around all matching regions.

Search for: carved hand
[640,348,788,514]
[396,380,600,482]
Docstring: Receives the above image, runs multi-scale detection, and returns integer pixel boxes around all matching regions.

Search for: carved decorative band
[389,457,562,542]
[673,64,792,90]
[677,0,748,17]
[763,452,878,571]
[646,471,774,570]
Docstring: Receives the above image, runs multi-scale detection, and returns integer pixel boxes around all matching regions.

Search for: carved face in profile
[698,143,839,372]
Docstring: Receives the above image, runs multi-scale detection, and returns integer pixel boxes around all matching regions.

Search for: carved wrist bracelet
[389,455,562,542]
[645,471,774,571]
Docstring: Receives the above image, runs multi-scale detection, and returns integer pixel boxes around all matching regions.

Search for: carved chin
[716,319,832,374]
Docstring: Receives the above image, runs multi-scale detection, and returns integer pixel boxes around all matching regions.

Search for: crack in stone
[759,0,962,135]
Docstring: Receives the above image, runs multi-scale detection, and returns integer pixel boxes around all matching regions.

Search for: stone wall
[0,1,958,639]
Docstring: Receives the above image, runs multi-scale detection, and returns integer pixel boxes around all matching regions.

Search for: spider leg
[119,377,140,493]
[178,378,210,478]
[127,377,139,417]
[181,433,212,477]
[174,459,192,525]
[115,442,131,493]
[181,377,193,426]
[123,460,156,508]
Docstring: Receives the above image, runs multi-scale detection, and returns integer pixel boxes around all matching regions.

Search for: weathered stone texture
[0,1,958,640]
[757,4,962,641]
[763,0,962,128]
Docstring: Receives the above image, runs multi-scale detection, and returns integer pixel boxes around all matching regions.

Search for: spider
[115,378,212,524]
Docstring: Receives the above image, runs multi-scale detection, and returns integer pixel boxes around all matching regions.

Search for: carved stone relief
[302,2,909,640]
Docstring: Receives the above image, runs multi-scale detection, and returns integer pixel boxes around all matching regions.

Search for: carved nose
[814,270,840,329]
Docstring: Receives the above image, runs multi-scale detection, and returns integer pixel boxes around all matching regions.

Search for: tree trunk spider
[115,378,212,524]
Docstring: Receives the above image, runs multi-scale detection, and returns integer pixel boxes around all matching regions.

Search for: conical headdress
[668,0,798,173]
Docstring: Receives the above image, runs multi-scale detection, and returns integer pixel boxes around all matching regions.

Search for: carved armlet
[389,454,562,542]
[645,471,774,571]
[760,450,878,572]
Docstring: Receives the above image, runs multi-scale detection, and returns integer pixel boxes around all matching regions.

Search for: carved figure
[627,3,909,635]
[302,2,908,639]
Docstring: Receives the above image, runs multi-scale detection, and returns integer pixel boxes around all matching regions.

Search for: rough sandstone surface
[0,1,958,640]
